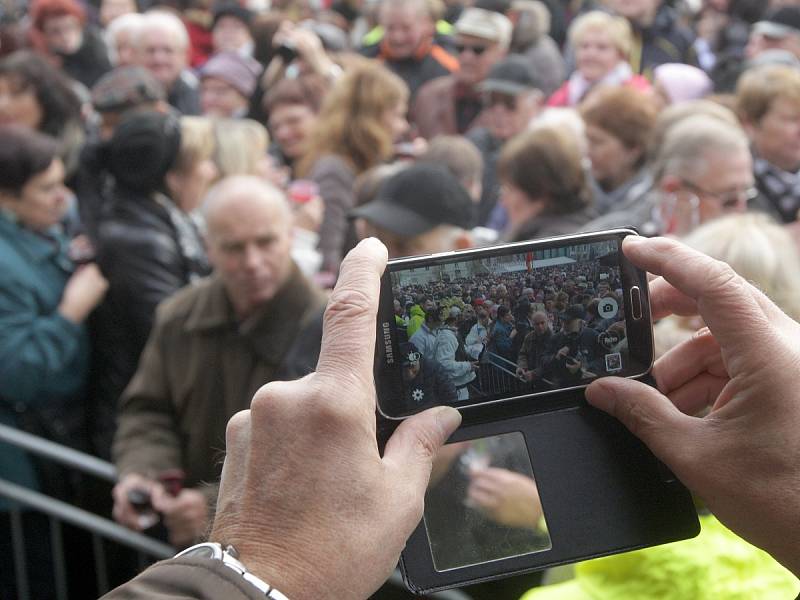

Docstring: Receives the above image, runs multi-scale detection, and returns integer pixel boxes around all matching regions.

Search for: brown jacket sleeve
[101,557,267,599]
[112,307,182,478]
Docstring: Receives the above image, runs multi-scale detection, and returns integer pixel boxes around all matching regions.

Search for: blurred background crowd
[3,0,800,597]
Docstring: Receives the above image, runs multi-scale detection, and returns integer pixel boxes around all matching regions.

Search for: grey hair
[104,13,145,65]
[138,10,190,50]
[652,114,749,182]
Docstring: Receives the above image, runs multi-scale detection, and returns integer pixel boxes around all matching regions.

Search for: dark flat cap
[91,66,166,113]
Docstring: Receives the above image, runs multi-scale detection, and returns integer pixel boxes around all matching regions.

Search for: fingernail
[585,380,615,413]
[623,235,645,245]
[436,406,462,438]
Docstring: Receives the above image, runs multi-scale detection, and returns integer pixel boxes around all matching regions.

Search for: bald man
[111,176,328,547]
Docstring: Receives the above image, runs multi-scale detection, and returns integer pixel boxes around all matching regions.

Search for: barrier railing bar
[484,352,519,376]
[93,533,110,594]
[0,479,174,558]
[0,423,117,483]
[10,507,30,600]
[49,516,68,600]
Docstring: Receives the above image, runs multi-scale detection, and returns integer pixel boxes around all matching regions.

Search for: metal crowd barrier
[0,423,473,600]
[0,422,173,599]
[475,352,531,398]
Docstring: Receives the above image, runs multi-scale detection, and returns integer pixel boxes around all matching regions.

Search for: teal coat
[0,212,90,504]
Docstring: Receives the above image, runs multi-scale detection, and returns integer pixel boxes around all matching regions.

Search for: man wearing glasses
[467,55,545,226]
[411,7,512,139]
[737,64,800,224]
[587,113,756,237]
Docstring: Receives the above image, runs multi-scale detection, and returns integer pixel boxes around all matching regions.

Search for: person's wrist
[58,301,86,324]
[209,520,319,600]
[220,542,313,600]
[176,541,294,599]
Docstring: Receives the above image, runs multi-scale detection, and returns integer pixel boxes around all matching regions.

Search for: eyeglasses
[680,179,759,209]
[482,92,517,110]
[455,43,490,56]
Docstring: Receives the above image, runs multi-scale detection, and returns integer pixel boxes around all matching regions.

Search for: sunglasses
[455,43,490,56]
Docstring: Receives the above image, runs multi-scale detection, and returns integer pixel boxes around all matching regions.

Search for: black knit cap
[351,164,474,236]
[106,111,181,194]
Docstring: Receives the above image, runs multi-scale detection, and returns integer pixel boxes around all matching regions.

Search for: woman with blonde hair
[547,11,650,107]
[166,116,219,213]
[297,60,410,274]
[213,118,271,179]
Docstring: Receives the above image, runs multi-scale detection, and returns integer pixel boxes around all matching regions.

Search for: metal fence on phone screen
[473,353,530,398]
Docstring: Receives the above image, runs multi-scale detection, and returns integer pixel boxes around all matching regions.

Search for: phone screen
[375,230,653,419]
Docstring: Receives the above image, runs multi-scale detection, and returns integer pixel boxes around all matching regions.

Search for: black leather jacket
[89,187,210,457]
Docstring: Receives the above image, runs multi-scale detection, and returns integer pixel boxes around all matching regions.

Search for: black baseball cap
[478,54,542,95]
[351,164,474,236]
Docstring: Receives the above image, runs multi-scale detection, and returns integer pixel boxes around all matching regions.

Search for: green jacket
[407,304,426,338]
[0,212,89,505]
[521,514,799,600]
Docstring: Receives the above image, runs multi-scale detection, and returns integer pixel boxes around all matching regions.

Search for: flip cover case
[376,376,700,594]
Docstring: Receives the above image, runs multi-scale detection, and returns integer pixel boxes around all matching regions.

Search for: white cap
[454,8,513,50]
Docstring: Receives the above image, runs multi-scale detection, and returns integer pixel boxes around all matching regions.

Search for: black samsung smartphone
[375,229,653,419]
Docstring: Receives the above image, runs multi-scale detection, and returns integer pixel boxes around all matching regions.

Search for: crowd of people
[3,0,800,597]
[392,251,627,412]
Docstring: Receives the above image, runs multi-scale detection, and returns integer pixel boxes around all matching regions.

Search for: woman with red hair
[30,0,112,88]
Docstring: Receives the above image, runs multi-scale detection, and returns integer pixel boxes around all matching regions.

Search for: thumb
[383,406,462,494]
[586,377,695,466]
